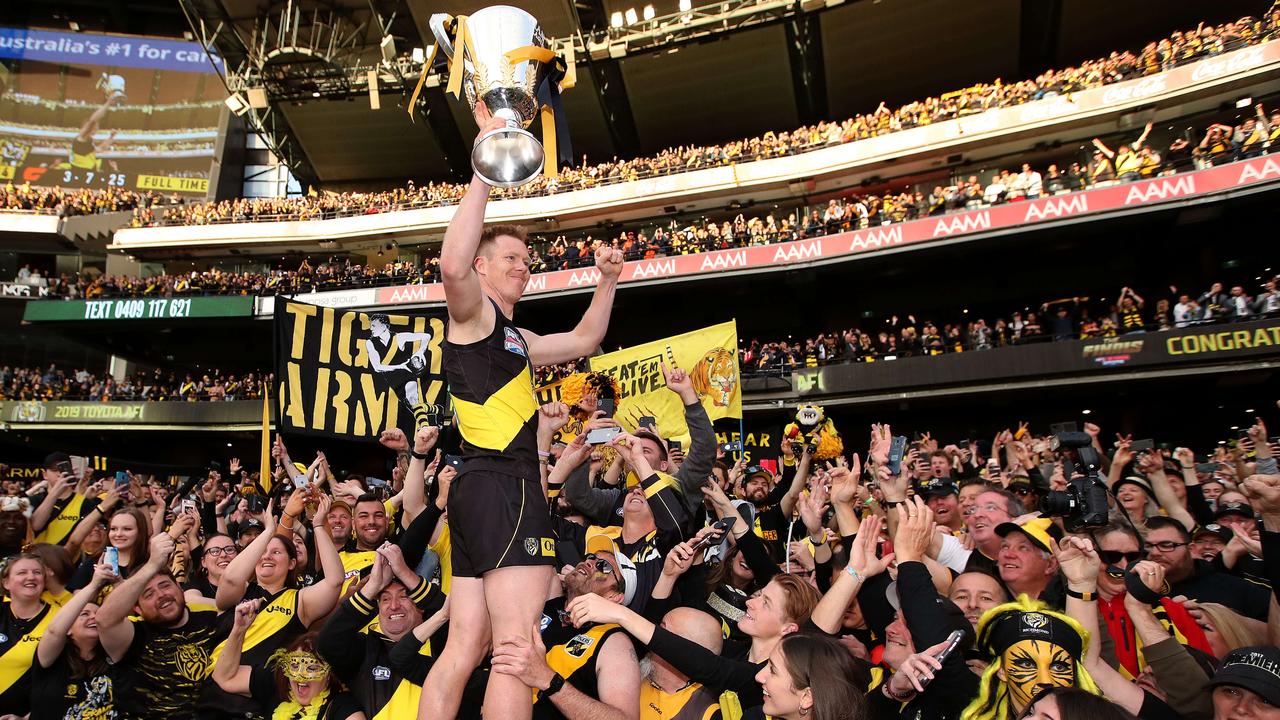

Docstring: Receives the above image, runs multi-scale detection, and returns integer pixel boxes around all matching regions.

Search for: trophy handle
[428,14,456,60]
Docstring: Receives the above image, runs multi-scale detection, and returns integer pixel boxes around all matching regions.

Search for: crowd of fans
[0,183,170,218]
[31,104,1280,302]
[125,12,1279,228]
[741,273,1280,375]
[0,365,271,402]
[1,388,1276,720]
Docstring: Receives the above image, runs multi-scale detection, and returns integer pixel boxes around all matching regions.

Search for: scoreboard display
[0,27,224,196]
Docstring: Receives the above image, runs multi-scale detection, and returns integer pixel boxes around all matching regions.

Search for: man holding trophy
[421,7,626,719]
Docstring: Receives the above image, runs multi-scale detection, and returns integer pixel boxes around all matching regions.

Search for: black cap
[1214,502,1255,522]
[1193,523,1233,543]
[1208,646,1280,706]
[43,451,70,469]
[236,519,264,539]
[915,477,958,499]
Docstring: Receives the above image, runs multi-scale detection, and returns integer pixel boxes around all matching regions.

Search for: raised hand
[1173,447,1196,470]
[886,638,949,697]
[661,362,696,402]
[414,426,440,454]
[594,245,625,279]
[1112,434,1134,469]
[378,428,409,452]
[148,532,177,568]
[232,598,263,631]
[797,484,828,538]
[662,539,700,578]
[892,496,935,564]
[829,455,860,506]
[91,561,120,587]
[537,402,571,441]
[869,424,892,466]
[847,514,893,578]
[1052,535,1100,589]
[1240,474,1280,515]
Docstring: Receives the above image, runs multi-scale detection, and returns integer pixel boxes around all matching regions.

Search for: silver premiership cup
[430,6,552,188]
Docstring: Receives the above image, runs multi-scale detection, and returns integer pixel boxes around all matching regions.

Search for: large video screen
[0,27,225,195]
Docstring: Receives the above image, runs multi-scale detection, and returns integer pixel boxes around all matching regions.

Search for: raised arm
[212,599,261,697]
[216,507,277,610]
[1135,122,1153,149]
[97,531,176,661]
[812,514,887,634]
[441,164,499,327]
[398,426,438,526]
[298,494,343,625]
[778,447,813,518]
[65,487,120,558]
[1056,536,1146,716]
[1137,452,1195,532]
[31,474,72,534]
[521,246,623,366]
[36,562,116,668]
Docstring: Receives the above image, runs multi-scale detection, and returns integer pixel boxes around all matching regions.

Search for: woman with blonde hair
[1196,602,1267,657]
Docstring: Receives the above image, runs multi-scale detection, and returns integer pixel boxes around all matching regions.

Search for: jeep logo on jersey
[504,327,528,357]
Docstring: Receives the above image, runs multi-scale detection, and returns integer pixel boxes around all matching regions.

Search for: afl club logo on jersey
[504,327,528,357]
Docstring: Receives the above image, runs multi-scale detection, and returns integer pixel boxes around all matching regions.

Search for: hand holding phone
[887,436,908,475]
[586,426,622,445]
[915,629,965,692]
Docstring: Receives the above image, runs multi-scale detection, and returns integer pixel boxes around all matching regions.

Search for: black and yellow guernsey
[198,585,307,719]
[34,492,97,547]
[0,602,55,717]
[444,299,540,476]
[534,597,625,720]
[316,577,442,720]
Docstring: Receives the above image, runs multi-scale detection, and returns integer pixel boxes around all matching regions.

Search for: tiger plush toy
[782,403,843,461]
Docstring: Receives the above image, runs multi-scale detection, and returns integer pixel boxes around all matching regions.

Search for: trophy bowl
[430,6,552,187]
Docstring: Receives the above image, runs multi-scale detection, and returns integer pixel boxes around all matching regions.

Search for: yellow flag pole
[259,382,271,494]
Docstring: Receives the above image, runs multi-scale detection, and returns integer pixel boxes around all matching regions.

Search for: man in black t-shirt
[97,524,228,720]
[1146,517,1272,621]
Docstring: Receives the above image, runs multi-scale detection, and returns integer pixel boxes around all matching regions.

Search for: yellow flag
[259,384,272,494]
[589,320,741,443]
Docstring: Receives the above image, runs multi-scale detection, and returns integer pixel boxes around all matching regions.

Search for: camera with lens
[1039,431,1110,532]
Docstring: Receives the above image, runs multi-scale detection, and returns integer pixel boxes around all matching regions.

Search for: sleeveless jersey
[641,680,722,720]
[200,587,306,718]
[34,492,90,546]
[444,299,539,475]
[0,603,54,715]
[535,611,624,720]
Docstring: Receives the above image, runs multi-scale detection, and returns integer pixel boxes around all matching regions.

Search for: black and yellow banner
[273,298,447,440]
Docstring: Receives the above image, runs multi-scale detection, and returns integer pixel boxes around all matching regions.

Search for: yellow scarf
[271,687,330,720]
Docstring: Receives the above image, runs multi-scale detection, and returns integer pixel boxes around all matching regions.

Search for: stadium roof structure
[7,0,1261,189]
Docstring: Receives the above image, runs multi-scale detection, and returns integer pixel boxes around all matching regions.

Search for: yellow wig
[558,372,621,410]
